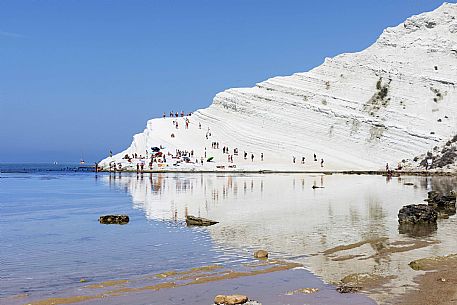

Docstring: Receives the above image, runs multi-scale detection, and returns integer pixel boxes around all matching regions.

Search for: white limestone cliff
[100,3,457,172]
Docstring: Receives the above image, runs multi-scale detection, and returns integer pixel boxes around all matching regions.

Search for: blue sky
[0,0,454,163]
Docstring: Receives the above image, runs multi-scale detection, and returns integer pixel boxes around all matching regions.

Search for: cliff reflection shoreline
[103,173,457,304]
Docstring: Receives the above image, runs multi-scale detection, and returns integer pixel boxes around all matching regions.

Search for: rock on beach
[214,294,248,305]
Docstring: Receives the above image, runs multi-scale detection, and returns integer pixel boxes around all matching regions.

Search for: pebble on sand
[214,294,248,305]
[253,250,269,259]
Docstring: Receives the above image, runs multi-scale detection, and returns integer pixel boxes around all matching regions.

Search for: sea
[1,164,456,305]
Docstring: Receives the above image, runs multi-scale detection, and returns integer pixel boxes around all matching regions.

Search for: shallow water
[1,169,456,304]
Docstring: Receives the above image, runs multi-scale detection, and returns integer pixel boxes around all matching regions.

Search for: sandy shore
[396,254,457,305]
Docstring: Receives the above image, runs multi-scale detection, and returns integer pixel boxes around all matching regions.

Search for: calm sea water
[1,164,456,305]
[0,165,247,299]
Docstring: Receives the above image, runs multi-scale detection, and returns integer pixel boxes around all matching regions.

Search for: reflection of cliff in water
[103,173,457,304]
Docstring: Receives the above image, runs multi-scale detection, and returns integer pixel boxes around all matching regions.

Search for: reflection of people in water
[426,177,432,191]
[386,174,392,183]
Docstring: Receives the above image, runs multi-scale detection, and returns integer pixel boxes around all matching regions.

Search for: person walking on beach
[426,158,433,170]
[386,163,389,171]
[302,157,305,164]
[199,122,201,129]
[251,154,254,162]
[320,158,324,167]
[136,163,139,174]
[201,157,204,165]
[244,151,247,160]
[261,153,263,161]
[293,156,296,163]
[314,153,317,162]
[163,112,166,118]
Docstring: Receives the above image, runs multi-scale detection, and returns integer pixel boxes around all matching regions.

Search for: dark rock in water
[426,191,456,217]
[99,215,129,225]
[426,191,456,205]
[336,285,361,293]
[398,222,437,237]
[398,204,437,225]
[186,215,218,226]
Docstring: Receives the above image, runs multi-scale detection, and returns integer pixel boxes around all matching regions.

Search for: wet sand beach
[10,262,376,305]
[397,254,457,305]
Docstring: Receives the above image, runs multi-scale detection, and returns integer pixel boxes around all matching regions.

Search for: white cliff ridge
[100,3,457,172]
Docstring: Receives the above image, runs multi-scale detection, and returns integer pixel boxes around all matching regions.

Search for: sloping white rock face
[100,3,457,171]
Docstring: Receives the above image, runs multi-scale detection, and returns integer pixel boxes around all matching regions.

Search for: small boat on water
[185,215,218,226]
[80,160,85,165]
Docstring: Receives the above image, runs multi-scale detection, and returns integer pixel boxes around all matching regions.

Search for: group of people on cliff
[109,111,331,172]
[292,153,324,167]
[164,111,192,118]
